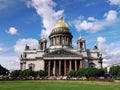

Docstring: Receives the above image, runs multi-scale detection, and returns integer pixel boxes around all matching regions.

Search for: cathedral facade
[20,17,103,76]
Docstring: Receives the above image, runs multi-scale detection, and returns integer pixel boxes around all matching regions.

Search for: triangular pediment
[44,49,81,57]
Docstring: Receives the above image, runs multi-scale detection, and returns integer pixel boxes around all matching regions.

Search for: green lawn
[0,80,120,90]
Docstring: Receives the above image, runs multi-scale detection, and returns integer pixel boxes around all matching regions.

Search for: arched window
[60,37,62,45]
[40,43,43,50]
[28,63,35,71]
[80,42,83,49]
[89,62,96,68]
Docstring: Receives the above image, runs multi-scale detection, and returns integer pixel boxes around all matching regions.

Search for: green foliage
[10,69,46,79]
[38,70,45,77]
[0,65,9,76]
[68,69,76,77]
[19,69,34,78]
[77,68,105,78]
[77,68,86,77]
[10,70,21,78]
[69,68,105,78]
[34,70,45,77]
[96,69,105,76]
[103,67,107,73]
[117,69,120,77]
[109,66,120,78]
[85,68,98,77]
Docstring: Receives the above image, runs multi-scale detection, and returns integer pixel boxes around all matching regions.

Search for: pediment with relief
[43,49,81,57]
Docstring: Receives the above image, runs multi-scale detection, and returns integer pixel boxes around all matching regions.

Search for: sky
[0,0,120,70]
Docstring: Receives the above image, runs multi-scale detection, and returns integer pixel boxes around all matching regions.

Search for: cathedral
[20,16,103,76]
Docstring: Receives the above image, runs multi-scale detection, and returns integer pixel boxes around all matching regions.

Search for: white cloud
[109,0,120,5]
[97,37,120,67]
[0,47,3,52]
[73,19,105,32]
[88,17,96,21]
[0,44,10,53]
[7,27,18,35]
[79,20,93,30]
[73,10,118,32]
[104,10,117,21]
[28,0,64,38]
[14,38,38,55]
[0,55,19,70]
[97,37,106,44]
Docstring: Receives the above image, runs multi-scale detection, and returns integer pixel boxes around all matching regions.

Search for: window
[89,62,96,68]
[80,42,83,48]
[40,43,43,50]
[60,37,62,44]
[29,66,32,71]
[28,63,35,71]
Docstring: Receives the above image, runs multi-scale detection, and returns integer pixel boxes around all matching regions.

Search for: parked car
[99,74,113,79]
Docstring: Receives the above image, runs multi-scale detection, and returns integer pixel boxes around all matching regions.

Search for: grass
[0,80,120,90]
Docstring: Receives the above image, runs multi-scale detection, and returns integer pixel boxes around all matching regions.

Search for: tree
[96,69,105,76]
[20,69,34,78]
[109,66,120,76]
[117,69,120,78]
[77,68,86,77]
[69,69,76,77]
[82,68,97,77]
[10,70,21,78]
[103,67,107,73]
[77,68,104,78]
[0,64,9,76]
[37,70,45,77]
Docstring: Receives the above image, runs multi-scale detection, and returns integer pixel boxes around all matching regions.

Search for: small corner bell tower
[77,35,86,50]
[38,35,47,51]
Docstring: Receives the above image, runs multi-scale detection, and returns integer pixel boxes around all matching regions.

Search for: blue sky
[0,0,120,70]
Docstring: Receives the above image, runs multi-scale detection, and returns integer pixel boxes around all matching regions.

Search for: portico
[44,51,83,76]
[44,59,83,76]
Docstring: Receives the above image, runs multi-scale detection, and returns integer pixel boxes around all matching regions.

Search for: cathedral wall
[25,60,44,71]
[37,51,44,57]
[26,54,36,59]
[93,60,101,69]
[87,52,98,58]
[82,59,89,68]
[82,51,87,57]
[90,53,98,58]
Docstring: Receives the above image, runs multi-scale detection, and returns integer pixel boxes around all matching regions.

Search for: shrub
[77,68,105,78]
[69,69,76,77]
[19,69,34,78]
[10,70,21,79]
[38,70,45,77]
[77,68,86,77]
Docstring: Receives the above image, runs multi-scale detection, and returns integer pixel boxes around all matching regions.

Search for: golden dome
[52,16,69,30]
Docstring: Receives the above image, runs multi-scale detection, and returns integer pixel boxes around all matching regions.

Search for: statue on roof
[59,15,63,20]
[25,44,30,50]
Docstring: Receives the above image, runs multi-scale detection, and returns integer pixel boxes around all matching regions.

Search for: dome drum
[49,16,73,48]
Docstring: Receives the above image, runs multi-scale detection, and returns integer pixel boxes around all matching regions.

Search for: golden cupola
[49,16,73,48]
[52,16,69,30]
[49,16,72,37]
